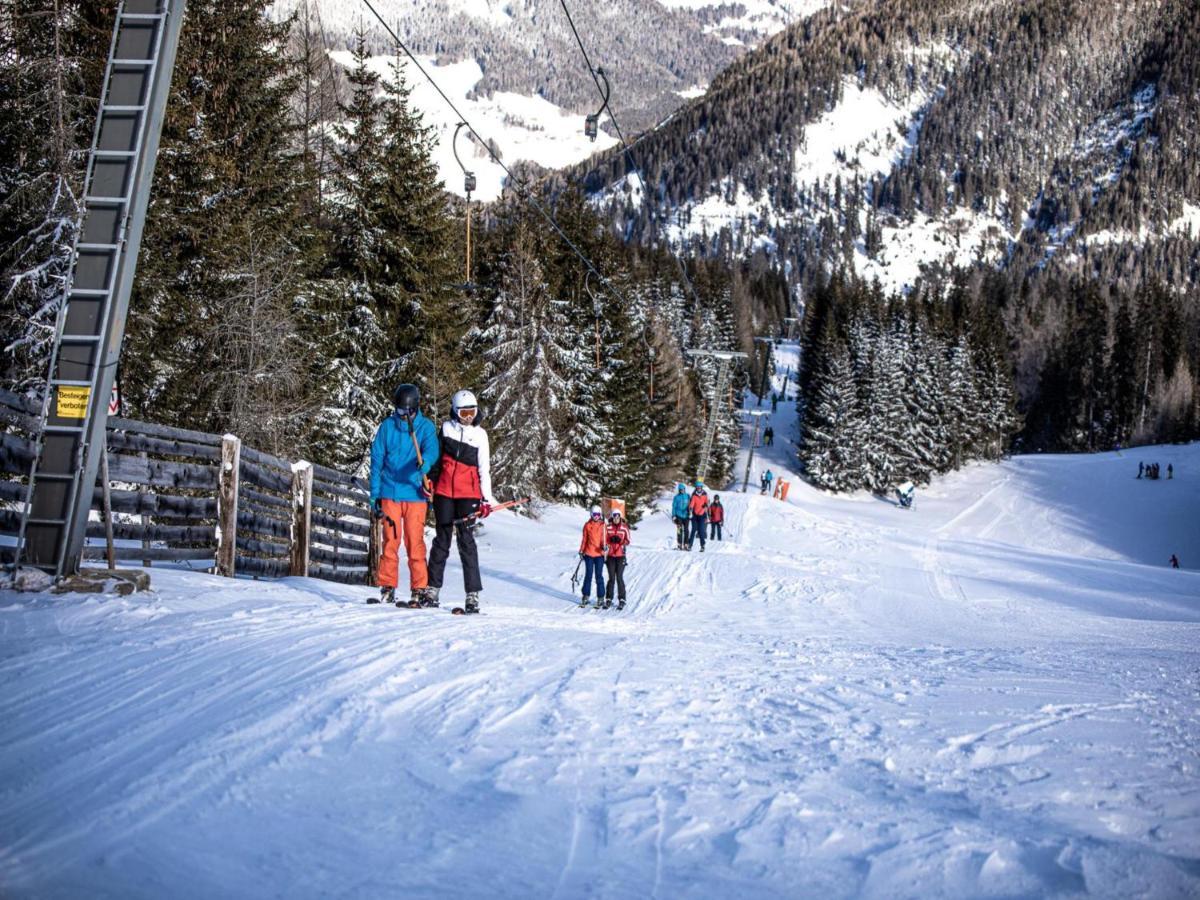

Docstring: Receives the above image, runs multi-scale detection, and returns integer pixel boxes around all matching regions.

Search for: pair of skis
[579,599,624,611]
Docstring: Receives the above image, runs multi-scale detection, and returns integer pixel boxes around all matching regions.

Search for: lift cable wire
[557,0,706,312]
[357,0,636,311]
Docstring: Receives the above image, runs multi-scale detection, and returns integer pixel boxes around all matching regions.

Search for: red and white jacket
[433,420,497,503]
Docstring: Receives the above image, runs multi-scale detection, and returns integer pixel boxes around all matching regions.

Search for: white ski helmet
[590,505,602,516]
[451,389,479,422]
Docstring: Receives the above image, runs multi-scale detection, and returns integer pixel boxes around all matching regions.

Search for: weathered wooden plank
[241,458,291,494]
[240,485,289,513]
[240,444,293,475]
[0,479,26,503]
[310,528,369,554]
[0,508,20,535]
[101,488,218,518]
[0,431,36,475]
[311,510,370,538]
[312,480,370,506]
[311,548,369,568]
[237,510,289,539]
[85,520,216,544]
[107,416,223,446]
[311,491,370,520]
[106,452,219,490]
[310,460,366,489]
[104,429,222,463]
[309,563,369,585]
[82,545,215,562]
[236,536,289,558]
[0,387,38,415]
[234,555,290,578]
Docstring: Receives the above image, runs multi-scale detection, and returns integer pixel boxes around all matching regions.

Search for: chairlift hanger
[453,121,477,295]
[584,66,610,142]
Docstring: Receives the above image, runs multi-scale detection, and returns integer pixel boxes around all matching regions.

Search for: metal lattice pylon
[686,349,747,484]
[16,0,187,576]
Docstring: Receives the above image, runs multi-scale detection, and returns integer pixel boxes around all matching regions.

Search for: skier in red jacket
[687,481,709,552]
[708,495,725,541]
[603,509,631,610]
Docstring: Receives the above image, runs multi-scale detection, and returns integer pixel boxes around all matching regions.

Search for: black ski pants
[709,521,722,540]
[604,556,626,601]
[674,517,688,547]
[688,514,707,548]
[427,495,482,593]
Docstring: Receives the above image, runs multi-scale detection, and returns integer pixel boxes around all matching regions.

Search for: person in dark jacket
[604,509,631,610]
[709,496,725,540]
[369,383,440,606]
[671,483,690,549]
[687,482,709,552]
[423,389,497,613]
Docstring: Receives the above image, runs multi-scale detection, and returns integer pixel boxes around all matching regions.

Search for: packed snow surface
[2,343,1199,897]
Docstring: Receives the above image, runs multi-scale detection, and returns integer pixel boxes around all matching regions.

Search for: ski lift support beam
[685,349,747,484]
[15,0,187,577]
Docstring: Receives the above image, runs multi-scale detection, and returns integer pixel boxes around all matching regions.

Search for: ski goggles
[456,406,477,422]
[590,512,602,519]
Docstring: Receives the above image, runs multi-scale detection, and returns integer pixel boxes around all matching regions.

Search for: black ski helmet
[392,383,420,415]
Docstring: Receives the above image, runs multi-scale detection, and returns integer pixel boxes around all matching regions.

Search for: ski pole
[570,554,583,592]
[407,421,434,499]
[451,496,531,525]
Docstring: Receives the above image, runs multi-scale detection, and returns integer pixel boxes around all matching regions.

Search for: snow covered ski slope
[2,344,1198,897]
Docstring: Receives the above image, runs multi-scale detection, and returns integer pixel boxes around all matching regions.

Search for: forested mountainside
[573,0,1200,451]
[271,0,745,132]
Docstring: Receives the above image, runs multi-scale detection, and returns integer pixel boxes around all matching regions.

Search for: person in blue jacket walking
[671,483,690,550]
[369,383,440,606]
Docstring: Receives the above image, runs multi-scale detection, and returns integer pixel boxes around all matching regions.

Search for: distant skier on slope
[1170,554,1180,569]
[709,495,724,541]
[687,481,709,552]
[604,509,631,610]
[578,506,607,606]
[369,383,439,606]
[763,426,774,447]
[761,469,774,495]
[671,483,690,549]
[423,389,497,615]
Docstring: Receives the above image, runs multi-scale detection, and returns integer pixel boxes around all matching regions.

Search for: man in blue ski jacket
[369,383,440,606]
[671,483,690,550]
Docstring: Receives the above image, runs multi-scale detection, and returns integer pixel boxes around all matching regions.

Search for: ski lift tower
[685,349,747,484]
[16,0,187,576]
[740,410,770,492]
[753,336,774,406]
[782,317,800,341]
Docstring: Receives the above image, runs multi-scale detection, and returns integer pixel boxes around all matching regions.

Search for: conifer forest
[2,0,1198,502]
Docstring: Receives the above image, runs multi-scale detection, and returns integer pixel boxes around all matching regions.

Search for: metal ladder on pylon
[15,0,186,577]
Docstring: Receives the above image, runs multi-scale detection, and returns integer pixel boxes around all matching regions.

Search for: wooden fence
[0,388,378,583]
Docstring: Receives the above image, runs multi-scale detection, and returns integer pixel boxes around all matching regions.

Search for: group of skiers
[576,505,631,609]
[762,426,774,446]
[369,383,497,614]
[1137,461,1173,480]
[671,482,723,551]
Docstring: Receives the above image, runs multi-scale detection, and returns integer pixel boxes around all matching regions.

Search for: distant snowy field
[2,345,1198,897]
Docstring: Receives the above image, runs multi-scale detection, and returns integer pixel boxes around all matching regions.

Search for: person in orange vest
[686,481,709,552]
[708,495,725,541]
[578,505,607,607]
[603,509,631,610]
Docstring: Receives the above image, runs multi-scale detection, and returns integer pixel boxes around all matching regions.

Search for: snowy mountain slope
[2,344,1198,896]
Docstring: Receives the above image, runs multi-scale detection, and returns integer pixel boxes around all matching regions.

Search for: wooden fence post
[290,461,313,577]
[216,434,241,577]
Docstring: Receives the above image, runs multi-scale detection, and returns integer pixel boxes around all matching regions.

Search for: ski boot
[404,589,424,608]
[372,586,395,605]
[603,597,613,609]
[580,595,590,608]
[420,586,440,608]
[453,592,481,616]
[617,600,626,611]
[700,545,705,553]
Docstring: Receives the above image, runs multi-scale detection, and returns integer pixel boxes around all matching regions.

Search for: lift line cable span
[557,0,706,312]
[357,0,635,312]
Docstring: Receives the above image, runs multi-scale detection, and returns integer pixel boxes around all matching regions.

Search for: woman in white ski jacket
[423,389,498,614]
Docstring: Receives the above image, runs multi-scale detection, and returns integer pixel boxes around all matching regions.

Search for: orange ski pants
[377,499,428,590]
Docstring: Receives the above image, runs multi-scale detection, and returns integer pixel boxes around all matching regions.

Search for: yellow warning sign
[56,385,90,419]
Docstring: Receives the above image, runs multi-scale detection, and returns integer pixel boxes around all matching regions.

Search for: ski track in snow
[2,342,1200,897]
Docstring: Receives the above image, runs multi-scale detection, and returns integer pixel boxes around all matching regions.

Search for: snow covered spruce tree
[481,217,580,502]
[120,0,317,452]
[0,2,110,394]
[798,272,1018,492]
